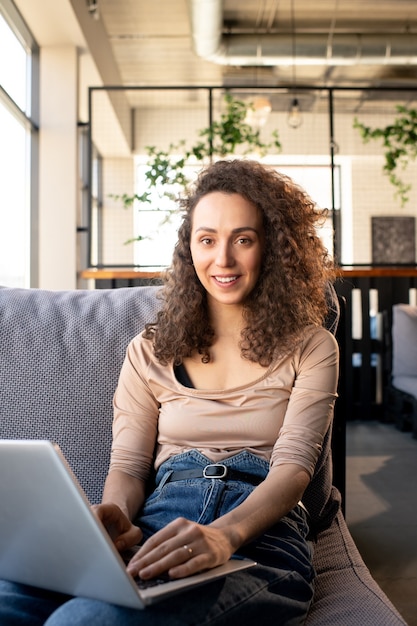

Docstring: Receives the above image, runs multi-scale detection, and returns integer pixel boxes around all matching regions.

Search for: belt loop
[159,469,174,489]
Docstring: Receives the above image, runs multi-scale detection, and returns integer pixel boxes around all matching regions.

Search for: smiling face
[189,191,264,310]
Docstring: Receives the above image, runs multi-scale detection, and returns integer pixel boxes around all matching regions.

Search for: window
[133,160,340,267]
[0,104,30,286]
[275,163,341,259]
[0,13,27,111]
[132,159,193,267]
[0,2,38,287]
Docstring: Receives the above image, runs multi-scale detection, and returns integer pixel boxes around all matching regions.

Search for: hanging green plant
[111,94,282,243]
[197,93,281,157]
[353,105,417,207]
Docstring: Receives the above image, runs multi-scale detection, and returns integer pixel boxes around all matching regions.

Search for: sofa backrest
[0,286,161,504]
[0,285,340,529]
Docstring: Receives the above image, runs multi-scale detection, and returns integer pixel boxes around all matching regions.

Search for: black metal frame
[86,84,417,270]
[333,296,347,513]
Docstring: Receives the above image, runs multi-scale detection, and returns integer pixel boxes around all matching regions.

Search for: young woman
[0,159,339,625]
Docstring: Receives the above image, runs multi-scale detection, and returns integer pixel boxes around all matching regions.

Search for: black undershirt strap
[174,363,195,388]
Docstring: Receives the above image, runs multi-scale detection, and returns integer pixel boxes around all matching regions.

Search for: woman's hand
[126,517,236,580]
[92,503,143,552]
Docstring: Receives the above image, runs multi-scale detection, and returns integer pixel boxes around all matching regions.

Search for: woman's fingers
[114,523,143,552]
[92,503,142,550]
[126,519,195,578]
[126,518,231,580]
[127,541,204,579]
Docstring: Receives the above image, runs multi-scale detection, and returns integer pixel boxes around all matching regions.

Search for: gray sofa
[0,285,407,625]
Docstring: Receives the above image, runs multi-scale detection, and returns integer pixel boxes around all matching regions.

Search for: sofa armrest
[307,510,406,625]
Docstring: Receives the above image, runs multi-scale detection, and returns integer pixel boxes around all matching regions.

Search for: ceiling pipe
[187,0,223,60]
[187,0,417,66]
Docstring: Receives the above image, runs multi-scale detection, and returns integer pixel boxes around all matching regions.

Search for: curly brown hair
[144,159,336,366]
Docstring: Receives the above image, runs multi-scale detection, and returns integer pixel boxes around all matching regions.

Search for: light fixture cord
[291,0,296,88]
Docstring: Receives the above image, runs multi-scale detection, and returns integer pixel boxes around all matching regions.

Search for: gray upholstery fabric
[0,285,406,624]
[0,285,161,504]
[306,511,407,625]
[309,287,405,624]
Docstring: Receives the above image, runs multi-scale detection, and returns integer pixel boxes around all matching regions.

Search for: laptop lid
[0,440,256,609]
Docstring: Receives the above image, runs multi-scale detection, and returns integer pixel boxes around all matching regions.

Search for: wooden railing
[80,268,163,288]
[80,266,417,422]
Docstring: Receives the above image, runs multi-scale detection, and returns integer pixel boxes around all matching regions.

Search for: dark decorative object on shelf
[371,216,415,264]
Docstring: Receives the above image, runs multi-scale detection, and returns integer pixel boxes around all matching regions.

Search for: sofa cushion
[0,286,161,504]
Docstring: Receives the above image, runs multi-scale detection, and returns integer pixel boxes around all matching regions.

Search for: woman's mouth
[213,275,239,285]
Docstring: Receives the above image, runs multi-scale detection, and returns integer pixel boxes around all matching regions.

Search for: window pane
[133,209,182,266]
[0,103,29,286]
[275,163,337,257]
[133,161,198,267]
[0,13,28,111]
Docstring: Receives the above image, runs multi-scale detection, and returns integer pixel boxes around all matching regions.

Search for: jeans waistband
[165,464,265,486]
[155,449,270,485]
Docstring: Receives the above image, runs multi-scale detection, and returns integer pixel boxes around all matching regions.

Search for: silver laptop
[0,440,256,609]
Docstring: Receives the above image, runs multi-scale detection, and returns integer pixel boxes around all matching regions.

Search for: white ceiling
[15,0,417,89]
[13,0,417,157]
[94,0,417,88]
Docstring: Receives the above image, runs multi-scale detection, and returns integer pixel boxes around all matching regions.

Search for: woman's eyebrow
[194,226,216,233]
[194,226,260,234]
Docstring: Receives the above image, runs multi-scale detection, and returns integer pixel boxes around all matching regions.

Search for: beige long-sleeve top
[110,325,339,483]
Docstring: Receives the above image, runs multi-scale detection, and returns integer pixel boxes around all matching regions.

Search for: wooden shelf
[80,268,163,280]
[80,266,417,281]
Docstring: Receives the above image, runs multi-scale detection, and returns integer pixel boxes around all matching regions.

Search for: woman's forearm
[209,463,310,551]
[101,469,146,521]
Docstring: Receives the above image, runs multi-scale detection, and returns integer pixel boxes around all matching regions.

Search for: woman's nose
[215,242,235,267]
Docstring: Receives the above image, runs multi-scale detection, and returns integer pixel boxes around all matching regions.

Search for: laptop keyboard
[122,548,173,589]
[135,573,172,589]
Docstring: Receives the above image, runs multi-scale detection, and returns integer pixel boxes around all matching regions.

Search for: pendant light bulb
[287,98,302,129]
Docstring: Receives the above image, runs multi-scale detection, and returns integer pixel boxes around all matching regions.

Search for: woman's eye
[201,237,213,245]
[237,237,251,245]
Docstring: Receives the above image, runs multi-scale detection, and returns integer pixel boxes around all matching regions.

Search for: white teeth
[215,276,237,283]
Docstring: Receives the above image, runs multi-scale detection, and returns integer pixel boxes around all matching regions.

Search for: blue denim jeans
[0,451,315,626]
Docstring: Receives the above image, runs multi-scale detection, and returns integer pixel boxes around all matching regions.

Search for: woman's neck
[208,300,245,340]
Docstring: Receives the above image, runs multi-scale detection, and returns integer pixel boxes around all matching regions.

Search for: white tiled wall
[98,104,417,266]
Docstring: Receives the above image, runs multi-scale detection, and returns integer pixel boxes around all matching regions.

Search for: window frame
[0,0,39,286]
